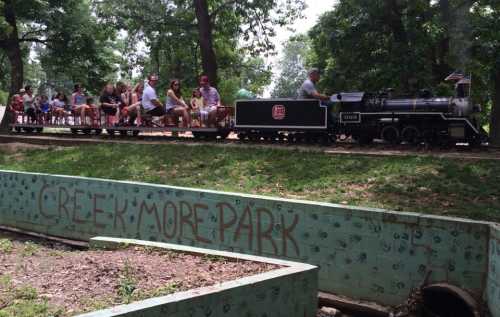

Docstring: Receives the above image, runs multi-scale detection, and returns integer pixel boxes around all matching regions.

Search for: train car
[9,106,234,139]
[234,99,336,143]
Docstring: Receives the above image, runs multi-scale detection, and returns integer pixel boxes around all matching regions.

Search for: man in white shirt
[142,75,165,117]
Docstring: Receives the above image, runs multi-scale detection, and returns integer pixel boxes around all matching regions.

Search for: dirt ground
[0,230,278,316]
[0,142,53,154]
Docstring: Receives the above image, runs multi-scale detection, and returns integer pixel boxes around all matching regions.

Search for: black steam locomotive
[234,81,485,146]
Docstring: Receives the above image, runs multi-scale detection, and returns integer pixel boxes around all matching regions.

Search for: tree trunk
[490,64,500,147]
[0,0,23,132]
[193,0,218,86]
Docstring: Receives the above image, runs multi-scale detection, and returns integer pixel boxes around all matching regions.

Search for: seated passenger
[165,79,191,128]
[72,84,91,125]
[121,83,143,126]
[40,95,50,123]
[142,74,165,119]
[51,92,69,124]
[85,97,98,125]
[99,83,120,125]
[190,88,207,127]
[122,83,144,126]
[199,75,220,127]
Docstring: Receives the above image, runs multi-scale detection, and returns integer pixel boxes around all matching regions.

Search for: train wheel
[357,135,373,146]
[107,129,116,136]
[14,127,21,133]
[401,126,420,145]
[94,129,103,135]
[23,127,34,133]
[237,133,247,141]
[381,125,400,144]
[119,130,128,136]
[218,130,230,140]
[70,128,78,134]
[82,129,91,135]
[132,130,140,137]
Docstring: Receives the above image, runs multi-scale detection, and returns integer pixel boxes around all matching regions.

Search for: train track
[1,131,499,161]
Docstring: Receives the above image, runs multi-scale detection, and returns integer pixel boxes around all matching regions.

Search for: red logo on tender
[272,105,286,120]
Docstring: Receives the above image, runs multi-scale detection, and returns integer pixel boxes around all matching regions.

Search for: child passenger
[190,88,207,127]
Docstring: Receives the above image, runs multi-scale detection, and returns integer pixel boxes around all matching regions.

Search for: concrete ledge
[77,237,318,317]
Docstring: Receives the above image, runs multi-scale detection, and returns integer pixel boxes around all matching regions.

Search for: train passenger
[190,88,206,127]
[116,81,131,125]
[165,79,191,128]
[40,95,51,123]
[142,74,166,118]
[23,86,37,123]
[126,82,144,126]
[119,82,140,126]
[100,83,121,125]
[298,68,330,101]
[51,92,69,124]
[199,75,220,127]
[72,84,91,125]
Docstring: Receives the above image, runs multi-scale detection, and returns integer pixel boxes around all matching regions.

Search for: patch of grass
[132,281,184,301]
[117,260,137,304]
[0,144,498,222]
[21,242,40,257]
[202,254,226,263]
[0,239,13,254]
[0,278,62,317]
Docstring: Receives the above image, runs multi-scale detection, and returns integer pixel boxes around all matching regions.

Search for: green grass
[0,275,63,317]
[0,144,499,222]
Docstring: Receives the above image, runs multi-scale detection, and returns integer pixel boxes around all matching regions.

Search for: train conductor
[298,68,331,101]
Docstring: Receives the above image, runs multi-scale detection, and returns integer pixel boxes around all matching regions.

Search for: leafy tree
[271,35,311,98]
[0,0,117,130]
[470,0,500,145]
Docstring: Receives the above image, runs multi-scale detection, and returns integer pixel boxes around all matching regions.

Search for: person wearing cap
[199,75,220,127]
[298,69,330,101]
[142,74,166,118]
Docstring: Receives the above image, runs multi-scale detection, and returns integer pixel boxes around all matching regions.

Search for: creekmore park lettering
[37,184,300,257]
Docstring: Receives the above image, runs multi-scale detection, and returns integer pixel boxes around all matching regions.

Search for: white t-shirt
[142,84,158,111]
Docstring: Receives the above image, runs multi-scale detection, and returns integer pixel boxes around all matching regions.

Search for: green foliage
[21,241,39,257]
[272,34,311,98]
[0,277,62,317]
[118,260,137,304]
[0,239,13,253]
[0,144,498,222]
[0,238,13,253]
[0,89,7,105]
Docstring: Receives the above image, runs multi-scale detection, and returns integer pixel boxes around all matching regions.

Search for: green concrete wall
[488,224,500,317]
[79,237,318,317]
[0,170,493,306]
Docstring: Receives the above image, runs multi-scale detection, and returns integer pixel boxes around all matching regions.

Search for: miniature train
[9,82,487,146]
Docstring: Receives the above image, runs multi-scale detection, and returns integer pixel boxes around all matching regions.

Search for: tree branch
[19,38,50,44]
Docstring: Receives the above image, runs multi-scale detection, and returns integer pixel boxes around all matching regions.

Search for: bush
[0,90,8,106]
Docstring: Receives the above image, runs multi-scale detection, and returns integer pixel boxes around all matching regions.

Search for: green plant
[118,260,137,304]
[22,242,40,257]
[0,239,13,253]
[202,254,226,263]
[14,286,38,300]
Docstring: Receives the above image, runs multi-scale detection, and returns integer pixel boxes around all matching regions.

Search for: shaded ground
[0,143,498,222]
[0,230,277,317]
